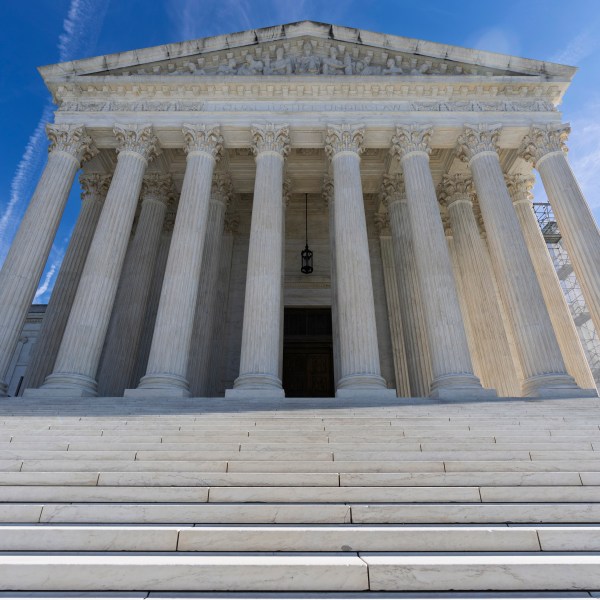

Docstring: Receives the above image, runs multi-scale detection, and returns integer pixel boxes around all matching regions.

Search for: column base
[127,373,191,398]
[0,381,7,397]
[225,373,285,399]
[429,373,496,402]
[522,373,598,398]
[30,372,98,397]
[335,374,393,398]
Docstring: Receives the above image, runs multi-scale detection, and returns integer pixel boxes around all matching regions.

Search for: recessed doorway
[282,307,334,398]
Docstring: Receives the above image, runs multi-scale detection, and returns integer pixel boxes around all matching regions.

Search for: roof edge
[38,20,577,81]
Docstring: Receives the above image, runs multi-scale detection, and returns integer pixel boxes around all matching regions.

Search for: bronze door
[282,308,334,397]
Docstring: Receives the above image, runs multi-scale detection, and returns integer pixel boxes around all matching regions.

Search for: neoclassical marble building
[1,21,599,401]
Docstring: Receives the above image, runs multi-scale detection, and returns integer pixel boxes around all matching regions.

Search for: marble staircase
[1,395,600,596]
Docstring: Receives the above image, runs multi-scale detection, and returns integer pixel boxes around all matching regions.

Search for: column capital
[211,172,233,206]
[322,175,334,207]
[505,172,535,205]
[324,123,365,158]
[141,173,173,206]
[283,177,292,208]
[251,123,290,158]
[438,173,475,208]
[47,124,98,165]
[182,124,224,160]
[518,124,570,167]
[224,208,240,234]
[79,172,111,203]
[374,208,391,236]
[114,124,160,163]
[456,124,501,163]
[390,125,432,161]
[380,173,406,208]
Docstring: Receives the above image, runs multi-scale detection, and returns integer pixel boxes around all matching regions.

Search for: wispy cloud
[167,0,356,41]
[0,0,109,285]
[551,28,599,65]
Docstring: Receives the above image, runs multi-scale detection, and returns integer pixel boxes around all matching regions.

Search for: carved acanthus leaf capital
[282,177,292,208]
[379,173,406,208]
[211,172,232,205]
[224,208,240,234]
[114,124,160,162]
[505,173,535,204]
[322,175,334,207]
[518,124,570,166]
[438,174,475,207]
[390,125,432,160]
[324,124,365,159]
[182,124,223,160]
[456,124,501,163]
[251,123,290,157]
[79,172,111,202]
[141,173,173,205]
[47,124,98,165]
[374,209,391,236]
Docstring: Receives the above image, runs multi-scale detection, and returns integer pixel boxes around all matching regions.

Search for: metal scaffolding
[533,202,600,385]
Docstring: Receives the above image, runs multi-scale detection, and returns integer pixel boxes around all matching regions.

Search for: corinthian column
[457,124,587,398]
[374,205,410,397]
[38,124,159,397]
[188,173,231,396]
[98,173,172,396]
[132,124,223,397]
[391,126,488,399]
[227,124,290,398]
[380,174,432,397]
[506,172,596,391]
[439,174,520,397]
[22,172,109,391]
[519,124,600,336]
[324,124,391,396]
[0,124,97,395]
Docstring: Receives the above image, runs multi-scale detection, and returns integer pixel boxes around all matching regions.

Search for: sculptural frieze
[101,39,518,79]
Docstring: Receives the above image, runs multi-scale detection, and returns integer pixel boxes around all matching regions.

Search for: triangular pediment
[39,21,576,82]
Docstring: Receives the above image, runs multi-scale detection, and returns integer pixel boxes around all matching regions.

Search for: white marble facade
[1,21,599,400]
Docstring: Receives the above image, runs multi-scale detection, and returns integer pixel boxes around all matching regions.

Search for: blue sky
[1,0,600,302]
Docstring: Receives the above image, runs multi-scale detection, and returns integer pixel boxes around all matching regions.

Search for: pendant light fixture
[301,193,313,274]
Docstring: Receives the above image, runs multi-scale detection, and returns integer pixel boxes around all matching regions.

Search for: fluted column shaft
[507,174,596,391]
[392,126,485,399]
[230,124,290,397]
[41,125,158,396]
[323,177,341,387]
[132,224,173,387]
[0,125,96,394]
[135,125,222,396]
[384,181,433,397]
[459,125,583,397]
[325,124,388,395]
[521,125,600,336]
[188,183,229,396]
[98,175,170,396]
[206,218,237,395]
[376,219,411,398]
[441,179,520,397]
[22,173,108,390]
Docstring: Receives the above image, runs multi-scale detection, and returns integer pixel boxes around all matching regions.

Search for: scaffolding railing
[534,202,600,386]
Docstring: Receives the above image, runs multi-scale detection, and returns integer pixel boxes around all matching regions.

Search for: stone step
[0,501,597,524]
[0,553,369,591]
[1,552,600,591]
[5,524,599,552]
[0,470,586,487]
[361,554,600,591]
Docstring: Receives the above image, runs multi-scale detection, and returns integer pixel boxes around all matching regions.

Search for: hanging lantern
[301,193,313,274]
